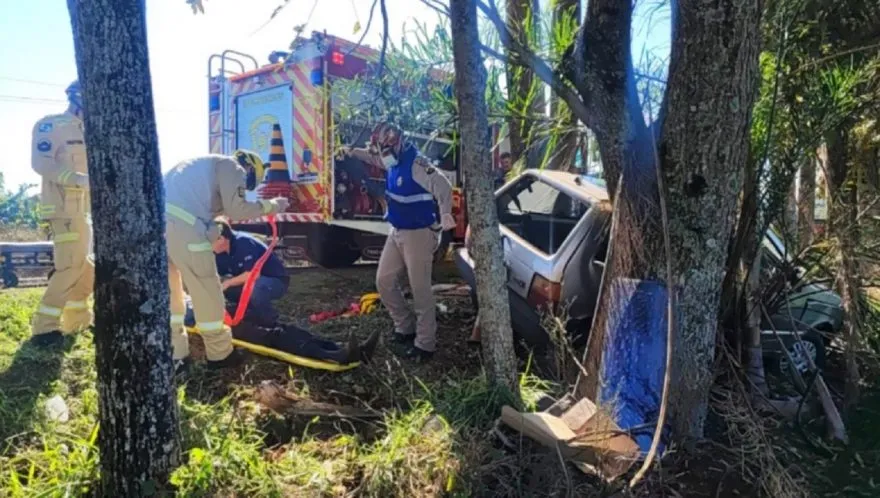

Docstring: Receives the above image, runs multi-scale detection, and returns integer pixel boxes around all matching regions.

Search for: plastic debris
[45,395,69,423]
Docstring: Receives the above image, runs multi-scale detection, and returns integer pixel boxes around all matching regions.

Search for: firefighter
[343,123,455,361]
[29,80,95,346]
[164,150,289,370]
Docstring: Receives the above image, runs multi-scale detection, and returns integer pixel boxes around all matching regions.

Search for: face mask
[245,168,257,190]
[381,151,398,168]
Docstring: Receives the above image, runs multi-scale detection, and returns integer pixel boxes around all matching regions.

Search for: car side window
[497,177,589,255]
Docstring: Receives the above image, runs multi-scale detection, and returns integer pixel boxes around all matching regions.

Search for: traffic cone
[260,123,294,208]
[265,123,291,182]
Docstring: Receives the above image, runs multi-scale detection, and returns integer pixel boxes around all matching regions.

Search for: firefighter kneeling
[164,150,288,371]
[343,122,455,362]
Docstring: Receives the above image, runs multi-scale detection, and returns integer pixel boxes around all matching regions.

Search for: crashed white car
[455,169,842,372]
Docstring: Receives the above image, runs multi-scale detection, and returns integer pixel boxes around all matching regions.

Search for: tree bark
[451,0,519,392]
[579,0,762,442]
[798,149,818,248]
[825,126,861,415]
[68,0,180,495]
[658,0,762,440]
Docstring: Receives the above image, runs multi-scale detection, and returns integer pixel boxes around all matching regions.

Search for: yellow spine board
[186,327,360,372]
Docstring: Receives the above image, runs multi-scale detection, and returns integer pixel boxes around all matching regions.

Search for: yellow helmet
[233,149,265,190]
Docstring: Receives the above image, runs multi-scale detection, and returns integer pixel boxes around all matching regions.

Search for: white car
[455,169,842,372]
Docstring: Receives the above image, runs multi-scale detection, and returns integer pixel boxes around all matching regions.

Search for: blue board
[597,277,674,455]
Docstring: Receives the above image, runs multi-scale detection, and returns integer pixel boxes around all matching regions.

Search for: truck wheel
[306,225,361,268]
[3,271,19,288]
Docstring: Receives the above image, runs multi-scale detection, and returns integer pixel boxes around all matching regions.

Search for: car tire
[778,329,826,380]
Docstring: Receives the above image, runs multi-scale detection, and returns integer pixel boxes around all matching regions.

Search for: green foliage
[0,172,41,232]
[2,288,555,497]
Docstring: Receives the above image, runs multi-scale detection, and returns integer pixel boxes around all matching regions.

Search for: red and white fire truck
[208,31,480,267]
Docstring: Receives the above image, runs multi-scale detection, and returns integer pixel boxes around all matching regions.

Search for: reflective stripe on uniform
[166,204,197,225]
[199,321,224,331]
[385,191,435,204]
[55,232,81,243]
[58,169,74,184]
[65,300,88,310]
[40,204,56,214]
[260,199,273,214]
[37,304,63,317]
[170,314,185,325]
[187,242,213,252]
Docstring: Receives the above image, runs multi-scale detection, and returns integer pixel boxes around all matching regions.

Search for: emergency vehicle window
[497,178,589,256]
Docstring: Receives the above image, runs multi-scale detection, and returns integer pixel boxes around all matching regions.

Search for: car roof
[527,169,610,203]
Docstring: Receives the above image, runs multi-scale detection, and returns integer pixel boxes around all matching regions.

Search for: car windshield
[497,176,589,255]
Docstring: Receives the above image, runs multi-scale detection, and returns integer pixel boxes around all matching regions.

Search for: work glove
[270,197,290,213]
[441,213,456,231]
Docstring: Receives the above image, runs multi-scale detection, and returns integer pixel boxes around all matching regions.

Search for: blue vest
[385,144,438,230]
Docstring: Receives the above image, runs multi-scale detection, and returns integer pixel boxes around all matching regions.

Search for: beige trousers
[166,218,232,362]
[32,216,95,336]
[376,227,439,351]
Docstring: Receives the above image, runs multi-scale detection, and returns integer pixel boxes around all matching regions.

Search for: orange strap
[223,215,279,327]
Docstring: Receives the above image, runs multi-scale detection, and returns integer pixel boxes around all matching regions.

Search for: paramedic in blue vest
[212,221,290,327]
[342,122,455,361]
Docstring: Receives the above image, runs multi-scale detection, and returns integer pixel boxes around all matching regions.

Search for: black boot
[391,332,415,344]
[207,348,248,370]
[359,329,381,364]
[395,344,434,362]
[29,331,64,348]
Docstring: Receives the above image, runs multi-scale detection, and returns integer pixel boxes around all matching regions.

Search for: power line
[0,94,66,104]
[0,76,67,87]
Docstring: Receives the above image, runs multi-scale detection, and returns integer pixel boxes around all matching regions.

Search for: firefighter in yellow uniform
[30,81,95,346]
[164,151,288,370]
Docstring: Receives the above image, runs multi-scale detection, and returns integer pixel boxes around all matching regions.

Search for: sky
[0,0,669,192]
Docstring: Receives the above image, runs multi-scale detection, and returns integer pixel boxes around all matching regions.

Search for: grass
[7,262,876,497]
[0,266,571,497]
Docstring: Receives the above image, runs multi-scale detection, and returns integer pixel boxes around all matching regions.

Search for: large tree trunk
[68,0,180,494]
[451,0,519,391]
[658,1,762,440]
[826,126,861,415]
[798,149,818,248]
[506,0,543,168]
[579,0,762,442]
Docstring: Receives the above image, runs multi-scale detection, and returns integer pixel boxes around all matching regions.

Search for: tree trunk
[658,1,762,440]
[798,149,818,248]
[451,0,519,392]
[579,0,762,442]
[826,126,861,415]
[68,0,180,495]
[506,0,543,168]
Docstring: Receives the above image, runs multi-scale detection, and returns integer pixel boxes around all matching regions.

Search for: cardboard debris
[500,398,639,481]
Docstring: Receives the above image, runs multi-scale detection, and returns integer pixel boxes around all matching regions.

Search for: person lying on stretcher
[184,297,380,366]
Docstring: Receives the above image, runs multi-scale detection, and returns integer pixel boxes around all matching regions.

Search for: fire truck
[208,31,479,267]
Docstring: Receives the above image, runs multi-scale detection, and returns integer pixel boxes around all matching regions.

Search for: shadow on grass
[0,337,71,452]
